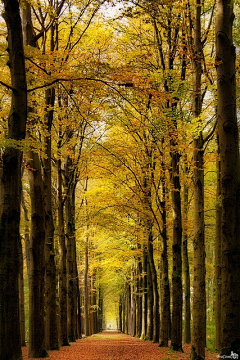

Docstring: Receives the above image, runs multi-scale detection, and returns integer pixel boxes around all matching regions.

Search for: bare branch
[0,80,16,92]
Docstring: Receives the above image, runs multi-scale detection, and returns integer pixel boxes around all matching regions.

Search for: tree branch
[0,80,16,92]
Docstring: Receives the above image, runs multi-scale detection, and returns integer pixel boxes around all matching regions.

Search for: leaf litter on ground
[22,331,219,359]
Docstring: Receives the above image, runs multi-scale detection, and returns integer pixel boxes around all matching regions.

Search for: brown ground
[22,331,219,359]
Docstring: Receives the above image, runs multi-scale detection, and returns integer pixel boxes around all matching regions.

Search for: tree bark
[0,1,27,358]
[146,257,153,341]
[43,87,59,350]
[148,231,160,343]
[169,118,183,352]
[58,156,69,346]
[27,152,47,358]
[130,271,136,337]
[216,0,240,356]
[21,190,30,277]
[159,217,171,347]
[19,239,26,346]
[64,153,78,342]
[141,245,148,339]
[182,178,191,344]
[215,132,222,350]
[84,224,90,336]
[135,255,142,337]
[119,295,123,332]
[159,145,171,347]
[191,2,206,359]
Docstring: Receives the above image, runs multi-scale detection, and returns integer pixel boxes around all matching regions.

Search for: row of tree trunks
[120,237,160,343]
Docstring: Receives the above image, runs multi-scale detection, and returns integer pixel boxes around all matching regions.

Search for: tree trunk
[159,220,171,347]
[135,255,142,337]
[169,119,183,352]
[19,239,26,346]
[84,228,90,336]
[21,190,30,277]
[182,180,191,344]
[58,156,69,346]
[119,296,123,332]
[216,0,240,356]
[0,1,27,358]
[141,246,148,339]
[22,4,47,356]
[77,276,82,338]
[148,231,160,343]
[146,257,153,341]
[125,283,131,334]
[159,146,171,347]
[27,152,47,358]
[191,2,206,359]
[130,271,136,337]
[64,155,78,342]
[43,87,59,350]
[215,132,222,350]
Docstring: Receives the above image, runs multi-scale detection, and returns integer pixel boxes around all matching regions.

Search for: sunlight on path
[22,332,218,360]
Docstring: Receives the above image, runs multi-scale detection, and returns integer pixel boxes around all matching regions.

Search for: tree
[216,0,240,356]
[0,0,27,358]
[191,1,206,359]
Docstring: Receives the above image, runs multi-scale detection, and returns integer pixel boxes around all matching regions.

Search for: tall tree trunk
[215,132,222,350]
[182,179,191,344]
[19,239,26,346]
[130,271,136,337]
[65,183,78,341]
[216,0,240,356]
[125,283,130,334]
[21,190,30,277]
[141,245,148,339]
[191,2,206,359]
[77,276,82,338]
[64,155,78,342]
[159,217,171,347]
[0,1,27,358]
[58,156,69,346]
[169,119,183,352]
[146,257,153,341]
[135,255,142,337]
[159,145,171,347]
[84,227,90,336]
[119,296,123,332]
[27,152,47,358]
[98,287,103,332]
[44,87,59,350]
[148,231,160,343]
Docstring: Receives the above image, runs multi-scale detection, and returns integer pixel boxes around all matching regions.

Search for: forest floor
[22,331,219,359]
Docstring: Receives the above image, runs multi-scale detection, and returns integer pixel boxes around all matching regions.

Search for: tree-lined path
[21,332,218,360]
[1,0,240,359]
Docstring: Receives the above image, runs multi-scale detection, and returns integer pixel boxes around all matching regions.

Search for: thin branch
[25,56,51,75]
[201,1,216,46]
[0,80,16,92]
[203,119,217,145]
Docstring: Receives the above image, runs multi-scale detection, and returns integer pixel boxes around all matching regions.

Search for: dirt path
[22,332,218,359]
